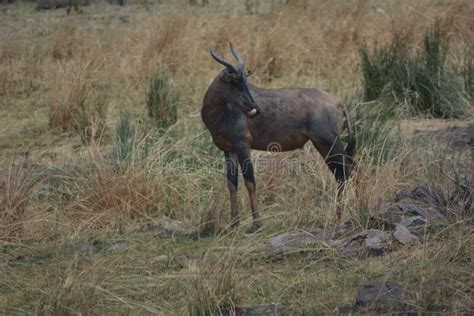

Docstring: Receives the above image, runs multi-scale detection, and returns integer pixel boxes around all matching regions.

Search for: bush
[360,23,468,118]
[146,67,179,132]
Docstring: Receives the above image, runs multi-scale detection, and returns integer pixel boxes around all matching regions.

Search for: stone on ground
[266,228,327,255]
[393,224,419,246]
[341,229,391,257]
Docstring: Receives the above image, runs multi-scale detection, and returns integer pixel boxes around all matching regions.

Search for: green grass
[114,108,135,162]
[360,22,469,119]
[146,67,179,133]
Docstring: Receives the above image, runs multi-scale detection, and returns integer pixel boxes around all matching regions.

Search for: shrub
[146,67,179,132]
[360,23,468,118]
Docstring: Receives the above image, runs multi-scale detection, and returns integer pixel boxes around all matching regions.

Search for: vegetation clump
[114,109,135,162]
[360,23,470,119]
[146,67,179,133]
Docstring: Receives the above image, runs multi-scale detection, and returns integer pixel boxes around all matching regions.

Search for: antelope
[201,43,357,233]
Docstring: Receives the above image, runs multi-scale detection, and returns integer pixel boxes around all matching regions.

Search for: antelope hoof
[230,218,240,229]
[245,222,262,234]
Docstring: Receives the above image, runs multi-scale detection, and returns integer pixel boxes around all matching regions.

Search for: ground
[0,1,473,314]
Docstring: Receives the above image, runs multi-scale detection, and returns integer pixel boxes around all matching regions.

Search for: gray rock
[399,215,427,228]
[377,183,449,232]
[341,229,390,257]
[108,242,128,251]
[332,218,356,239]
[266,228,326,254]
[393,224,419,246]
[355,281,404,310]
[398,203,445,222]
[411,183,447,210]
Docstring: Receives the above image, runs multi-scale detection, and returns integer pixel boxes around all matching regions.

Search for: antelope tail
[342,106,356,158]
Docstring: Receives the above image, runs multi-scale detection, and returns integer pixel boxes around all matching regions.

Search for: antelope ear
[246,68,255,77]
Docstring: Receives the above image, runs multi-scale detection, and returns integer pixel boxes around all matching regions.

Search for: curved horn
[229,42,245,67]
[209,48,237,73]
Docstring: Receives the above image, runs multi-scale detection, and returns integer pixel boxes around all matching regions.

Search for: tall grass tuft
[115,109,135,162]
[461,41,473,100]
[74,90,108,145]
[352,99,402,165]
[360,23,468,118]
[189,251,241,315]
[0,159,43,240]
[146,67,179,133]
[48,64,109,143]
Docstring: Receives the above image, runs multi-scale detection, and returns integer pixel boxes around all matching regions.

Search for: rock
[411,183,447,210]
[398,204,445,222]
[393,224,419,246]
[332,218,356,239]
[367,214,399,230]
[399,215,427,228]
[375,183,449,236]
[355,281,404,311]
[108,242,128,251]
[341,230,390,257]
[266,228,326,255]
[391,190,411,203]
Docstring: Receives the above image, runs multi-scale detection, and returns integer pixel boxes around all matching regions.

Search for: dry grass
[0,0,472,314]
[0,158,44,241]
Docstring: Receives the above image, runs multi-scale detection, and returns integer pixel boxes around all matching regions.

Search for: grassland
[0,0,473,314]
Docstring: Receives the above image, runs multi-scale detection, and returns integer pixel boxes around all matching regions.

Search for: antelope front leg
[225,152,239,228]
[235,142,262,233]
